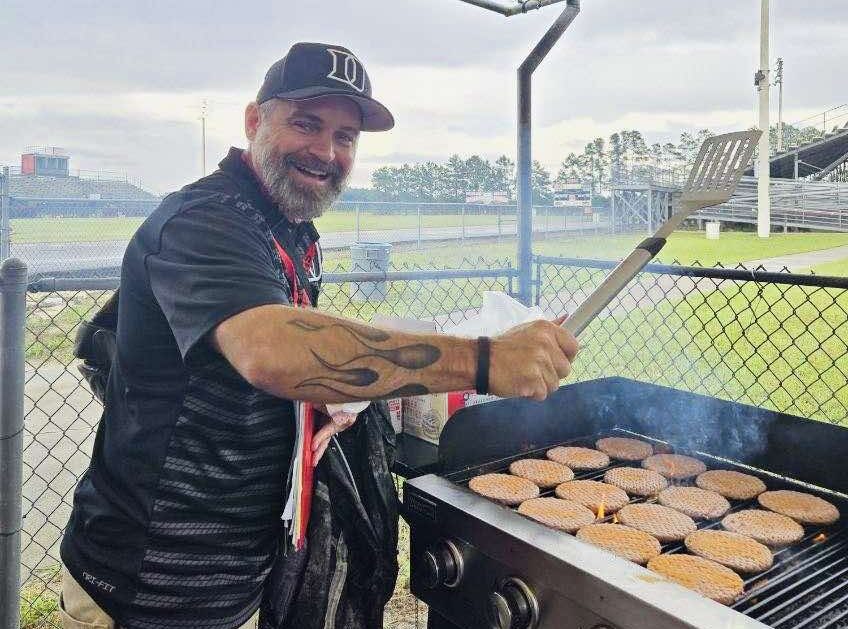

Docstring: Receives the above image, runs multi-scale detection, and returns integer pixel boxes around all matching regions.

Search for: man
[60,42,578,629]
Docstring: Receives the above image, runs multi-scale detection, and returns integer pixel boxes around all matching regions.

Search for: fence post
[355,205,361,242]
[534,256,542,306]
[461,205,465,243]
[497,205,502,242]
[1,167,10,260]
[0,257,27,629]
[417,205,422,249]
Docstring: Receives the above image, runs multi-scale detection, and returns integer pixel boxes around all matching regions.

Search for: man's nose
[307,131,335,163]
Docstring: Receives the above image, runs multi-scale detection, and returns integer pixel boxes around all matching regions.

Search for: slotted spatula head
[681,130,761,211]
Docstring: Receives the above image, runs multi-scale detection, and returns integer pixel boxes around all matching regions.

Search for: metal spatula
[562,129,761,337]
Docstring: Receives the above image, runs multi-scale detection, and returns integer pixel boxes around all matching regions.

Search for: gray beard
[251,144,348,222]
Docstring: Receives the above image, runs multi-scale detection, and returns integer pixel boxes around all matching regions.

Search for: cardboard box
[447,390,499,416]
[371,315,498,444]
[387,398,403,434]
[402,394,448,444]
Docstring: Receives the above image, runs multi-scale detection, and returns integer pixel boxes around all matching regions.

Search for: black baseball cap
[257,42,394,132]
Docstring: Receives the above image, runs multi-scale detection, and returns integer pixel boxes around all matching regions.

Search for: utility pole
[200,99,208,177]
[756,0,771,238]
[775,57,784,152]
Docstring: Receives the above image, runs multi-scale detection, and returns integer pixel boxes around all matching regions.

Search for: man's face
[247,96,361,221]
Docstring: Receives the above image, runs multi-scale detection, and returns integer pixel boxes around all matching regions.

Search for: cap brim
[267,86,394,132]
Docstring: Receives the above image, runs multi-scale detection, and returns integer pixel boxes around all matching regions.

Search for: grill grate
[447,429,848,629]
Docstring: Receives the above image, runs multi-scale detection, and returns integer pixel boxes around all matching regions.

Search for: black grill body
[404,378,848,629]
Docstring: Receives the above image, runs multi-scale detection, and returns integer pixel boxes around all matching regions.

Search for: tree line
[349,123,826,204]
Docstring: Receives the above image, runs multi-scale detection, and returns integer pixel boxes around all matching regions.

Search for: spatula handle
[562,239,664,337]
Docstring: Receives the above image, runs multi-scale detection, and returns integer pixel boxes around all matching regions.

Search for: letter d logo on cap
[326,48,366,92]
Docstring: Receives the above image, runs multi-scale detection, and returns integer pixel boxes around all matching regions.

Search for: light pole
[200,99,208,176]
[756,0,771,238]
[775,57,784,153]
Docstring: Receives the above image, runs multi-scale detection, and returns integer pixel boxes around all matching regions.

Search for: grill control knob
[420,540,463,589]
[486,578,539,629]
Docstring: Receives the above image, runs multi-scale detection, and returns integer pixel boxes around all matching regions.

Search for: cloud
[2,0,846,192]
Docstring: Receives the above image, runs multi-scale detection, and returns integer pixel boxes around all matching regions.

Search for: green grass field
[542,276,848,424]
[24,230,848,366]
[810,258,848,277]
[10,212,502,243]
[321,231,848,271]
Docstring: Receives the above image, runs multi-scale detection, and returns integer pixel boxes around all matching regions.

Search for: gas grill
[402,378,848,629]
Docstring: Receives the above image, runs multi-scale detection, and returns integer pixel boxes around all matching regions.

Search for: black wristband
[476,336,491,395]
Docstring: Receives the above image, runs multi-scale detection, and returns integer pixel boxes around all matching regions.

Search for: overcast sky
[1,0,845,193]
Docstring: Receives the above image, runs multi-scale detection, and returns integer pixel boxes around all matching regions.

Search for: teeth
[298,165,327,177]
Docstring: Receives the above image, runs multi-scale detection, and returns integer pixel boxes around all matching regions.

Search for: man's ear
[245,101,260,142]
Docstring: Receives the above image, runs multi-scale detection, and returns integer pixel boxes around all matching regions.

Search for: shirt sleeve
[146,204,290,360]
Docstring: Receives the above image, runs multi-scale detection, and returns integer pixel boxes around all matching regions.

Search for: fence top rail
[534,255,848,289]
[10,196,160,203]
[332,200,561,210]
[324,267,517,283]
[28,267,518,293]
[29,277,121,292]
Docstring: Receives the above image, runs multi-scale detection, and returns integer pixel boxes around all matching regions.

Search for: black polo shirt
[61,148,321,629]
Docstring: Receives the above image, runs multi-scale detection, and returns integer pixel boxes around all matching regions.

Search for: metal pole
[456,0,569,17]
[611,189,616,234]
[200,100,208,177]
[355,204,361,242]
[461,204,465,243]
[516,0,580,305]
[417,205,421,249]
[646,190,652,234]
[756,0,771,238]
[497,205,502,242]
[1,167,10,260]
[776,57,784,152]
[0,257,27,629]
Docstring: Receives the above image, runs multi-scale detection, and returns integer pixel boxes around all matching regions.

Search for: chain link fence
[6,255,848,628]
[0,166,606,279]
[14,259,517,629]
[537,256,848,425]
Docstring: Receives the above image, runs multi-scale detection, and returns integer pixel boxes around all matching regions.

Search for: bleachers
[8,174,158,201]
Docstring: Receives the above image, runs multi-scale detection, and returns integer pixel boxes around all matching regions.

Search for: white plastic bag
[445,291,545,337]
[325,401,370,416]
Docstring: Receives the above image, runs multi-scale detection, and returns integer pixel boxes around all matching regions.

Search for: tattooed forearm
[288,319,391,342]
[311,343,441,370]
[289,317,442,398]
[289,319,441,370]
[304,351,379,386]
[215,305,476,403]
[294,381,430,400]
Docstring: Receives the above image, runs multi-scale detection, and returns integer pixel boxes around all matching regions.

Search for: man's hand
[488,319,578,401]
[312,411,357,465]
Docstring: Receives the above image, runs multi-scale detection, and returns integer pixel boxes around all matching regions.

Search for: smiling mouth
[292,163,330,182]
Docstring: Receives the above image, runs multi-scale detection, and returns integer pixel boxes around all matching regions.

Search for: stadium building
[6,146,160,218]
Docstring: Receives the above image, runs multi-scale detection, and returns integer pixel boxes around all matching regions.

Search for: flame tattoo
[290,319,441,397]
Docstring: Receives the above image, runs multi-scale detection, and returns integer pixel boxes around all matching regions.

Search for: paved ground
[744,244,848,272]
